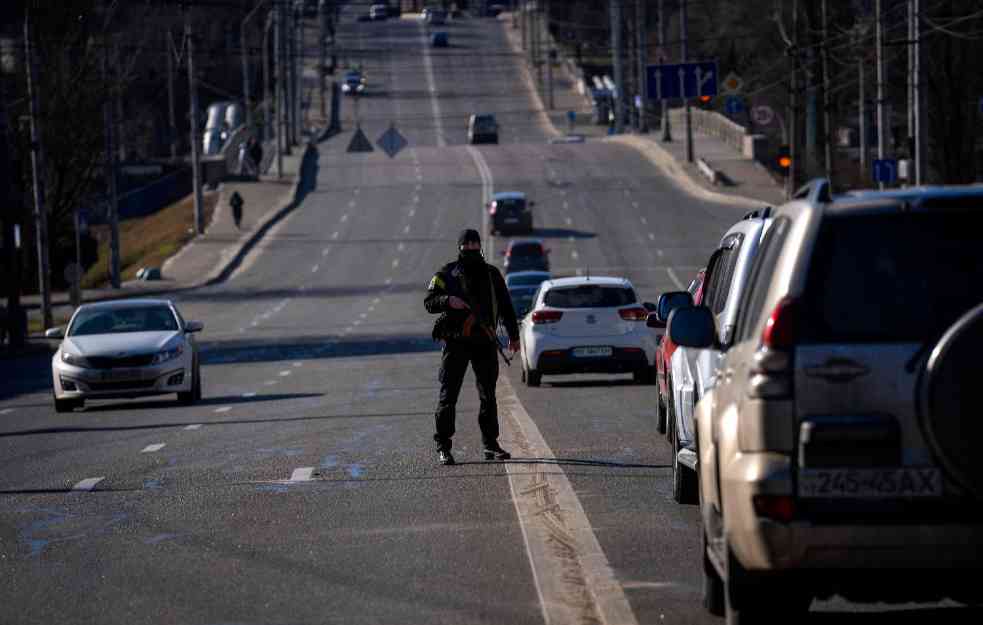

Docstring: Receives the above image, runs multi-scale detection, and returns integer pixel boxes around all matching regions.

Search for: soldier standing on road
[230,191,244,229]
[425,229,520,466]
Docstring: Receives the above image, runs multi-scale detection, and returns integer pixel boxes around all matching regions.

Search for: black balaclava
[457,229,484,269]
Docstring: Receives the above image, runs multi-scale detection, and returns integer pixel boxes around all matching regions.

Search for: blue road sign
[873,159,899,184]
[725,96,743,115]
[646,61,719,100]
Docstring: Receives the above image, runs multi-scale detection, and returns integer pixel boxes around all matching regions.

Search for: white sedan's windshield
[69,306,179,336]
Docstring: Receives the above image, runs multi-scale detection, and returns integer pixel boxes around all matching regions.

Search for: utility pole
[1,64,25,347]
[821,0,832,181]
[320,0,327,121]
[185,6,205,234]
[681,0,693,162]
[242,1,268,131]
[611,0,625,133]
[859,54,867,177]
[875,0,885,189]
[25,10,52,327]
[659,0,671,141]
[636,0,648,133]
[786,0,799,198]
[102,43,121,288]
[545,1,554,110]
[913,0,922,184]
[276,3,288,172]
[294,6,303,140]
[166,30,177,159]
[264,11,273,143]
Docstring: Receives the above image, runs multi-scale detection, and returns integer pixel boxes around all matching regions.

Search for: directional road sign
[347,127,374,154]
[873,159,899,184]
[376,126,408,159]
[725,96,743,115]
[646,61,718,101]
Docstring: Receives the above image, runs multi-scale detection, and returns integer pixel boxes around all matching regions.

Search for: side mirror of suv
[656,291,694,323]
[646,312,665,329]
[668,305,716,349]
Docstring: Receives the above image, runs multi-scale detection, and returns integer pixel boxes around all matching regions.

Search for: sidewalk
[499,12,784,208]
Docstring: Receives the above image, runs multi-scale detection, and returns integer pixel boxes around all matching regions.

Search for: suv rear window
[544,286,636,308]
[509,242,542,257]
[801,211,983,343]
[496,198,526,211]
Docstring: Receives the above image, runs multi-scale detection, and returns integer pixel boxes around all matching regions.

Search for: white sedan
[47,299,204,412]
[519,276,658,386]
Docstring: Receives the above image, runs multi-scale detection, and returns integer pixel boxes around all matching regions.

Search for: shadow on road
[532,227,597,240]
[200,333,440,365]
[0,351,52,402]
[807,608,983,624]
[80,392,322,413]
[545,379,640,389]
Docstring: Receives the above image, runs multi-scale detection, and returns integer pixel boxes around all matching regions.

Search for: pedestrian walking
[425,229,520,466]
[229,191,244,229]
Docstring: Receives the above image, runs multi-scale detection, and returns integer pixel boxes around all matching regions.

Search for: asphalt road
[1,9,980,625]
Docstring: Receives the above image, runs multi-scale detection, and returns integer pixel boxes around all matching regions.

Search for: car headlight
[152,344,184,365]
[61,351,91,368]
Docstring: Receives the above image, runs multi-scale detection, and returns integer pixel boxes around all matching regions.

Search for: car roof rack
[791,178,832,204]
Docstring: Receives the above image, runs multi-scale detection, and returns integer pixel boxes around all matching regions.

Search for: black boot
[483,445,511,461]
[437,449,456,466]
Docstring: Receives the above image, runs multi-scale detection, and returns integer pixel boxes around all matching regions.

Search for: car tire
[54,395,79,413]
[703,534,725,617]
[526,368,541,387]
[656,388,667,434]
[178,362,199,406]
[724,546,811,625]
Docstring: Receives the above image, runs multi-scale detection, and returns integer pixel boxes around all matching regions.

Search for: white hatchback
[519,276,658,386]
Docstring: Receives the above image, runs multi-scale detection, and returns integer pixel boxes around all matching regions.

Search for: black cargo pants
[433,340,500,452]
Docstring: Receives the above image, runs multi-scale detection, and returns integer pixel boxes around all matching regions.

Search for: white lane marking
[415,183,422,191]
[571,250,580,260]
[359,313,368,319]
[467,146,495,259]
[184,424,202,430]
[372,297,381,304]
[623,188,631,197]
[500,376,639,625]
[391,258,400,268]
[420,22,446,147]
[667,267,686,289]
[0,408,12,415]
[565,217,572,226]
[403,224,411,234]
[141,443,166,453]
[340,214,349,223]
[656,249,665,258]
[293,362,303,368]
[408,208,416,218]
[348,200,356,208]
[353,188,360,195]
[311,264,319,273]
[242,392,257,398]
[640,216,647,225]
[265,380,278,386]
[563,201,569,210]
[73,477,105,491]
[412,195,419,204]
[648,233,655,241]
[384,278,393,286]
[278,370,292,377]
[322,247,331,257]
[214,406,232,413]
[353,319,362,326]
[290,467,314,482]
[397,242,406,252]
[331,231,339,240]
[632,201,639,209]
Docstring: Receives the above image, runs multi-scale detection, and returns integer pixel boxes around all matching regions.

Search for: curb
[608,135,768,210]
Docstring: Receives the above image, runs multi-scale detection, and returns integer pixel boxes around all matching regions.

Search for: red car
[653,269,704,434]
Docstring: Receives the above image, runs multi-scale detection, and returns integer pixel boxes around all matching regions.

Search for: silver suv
[669,180,983,622]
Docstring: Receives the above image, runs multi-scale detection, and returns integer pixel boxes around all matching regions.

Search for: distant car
[488,191,534,235]
[369,4,389,20]
[431,31,449,47]
[503,238,549,274]
[486,4,505,17]
[341,70,365,95]
[468,113,499,144]
[47,299,204,411]
[519,276,657,387]
[506,271,552,318]
[426,7,447,24]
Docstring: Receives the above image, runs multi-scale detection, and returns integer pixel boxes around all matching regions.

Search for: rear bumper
[536,347,649,375]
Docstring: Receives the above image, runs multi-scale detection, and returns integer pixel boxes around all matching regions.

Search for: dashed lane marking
[648,233,655,240]
[571,250,580,260]
[565,217,572,226]
[0,408,12,415]
[397,242,405,252]
[348,200,356,208]
[391,258,400,268]
[384,278,393,286]
[403,224,411,234]
[656,249,665,257]
[141,443,166,453]
[72,477,105,491]
[311,265,319,273]
[184,424,202,431]
[353,319,363,326]
[408,208,416,217]
[278,370,292,377]
[340,214,349,223]
[214,406,231,413]
[640,216,647,225]
[290,467,314,482]
[322,247,331,257]
[563,201,569,210]
[353,188,360,195]
[359,313,368,319]
[331,231,339,240]
[372,297,381,304]
[667,267,685,289]
[293,362,303,368]
[632,201,639,209]
[264,380,278,386]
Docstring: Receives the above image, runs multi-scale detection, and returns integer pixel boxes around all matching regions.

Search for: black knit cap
[458,228,481,248]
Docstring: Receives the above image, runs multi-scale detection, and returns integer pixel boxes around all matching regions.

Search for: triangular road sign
[376,125,408,159]
[347,127,374,153]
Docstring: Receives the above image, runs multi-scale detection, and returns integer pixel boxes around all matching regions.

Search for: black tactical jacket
[425,260,519,345]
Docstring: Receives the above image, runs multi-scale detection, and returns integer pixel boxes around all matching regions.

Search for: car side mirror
[668,306,717,349]
[643,301,656,312]
[44,326,65,339]
[185,320,204,333]
[656,291,694,323]
[646,312,665,329]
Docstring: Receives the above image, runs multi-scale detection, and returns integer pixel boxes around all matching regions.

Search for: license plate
[504,217,519,224]
[798,467,943,498]
[100,368,143,381]
[572,346,613,358]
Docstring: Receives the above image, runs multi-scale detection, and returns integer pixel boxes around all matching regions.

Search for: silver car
[47,299,203,412]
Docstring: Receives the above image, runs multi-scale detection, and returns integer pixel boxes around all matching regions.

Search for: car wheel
[633,368,648,384]
[526,368,541,387]
[54,395,78,413]
[703,533,725,616]
[724,546,811,625]
[193,365,203,400]
[656,388,667,434]
[178,362,199,406]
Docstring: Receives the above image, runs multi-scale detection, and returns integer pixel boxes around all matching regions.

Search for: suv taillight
[750,297,799,400]
[618,307,648,321]
[488,201,497,215]
[532,309,563,324]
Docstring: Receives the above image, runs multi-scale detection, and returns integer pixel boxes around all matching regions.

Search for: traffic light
[777,145,792,173]
[699,95,712,104]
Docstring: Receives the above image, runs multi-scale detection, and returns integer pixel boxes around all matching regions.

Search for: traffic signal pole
[681,0,693,162]
[876,0,886,189]
[25,10,52,328]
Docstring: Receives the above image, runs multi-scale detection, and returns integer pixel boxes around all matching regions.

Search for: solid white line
[500,376,639,625]
[0,408,12,415]
[141,443,166,453]
[667,267,685,289]
[214,406,232,413]
[420,22,446,147]
[184,424,202,430]
[290,467,314,482]
[72,477,104,491]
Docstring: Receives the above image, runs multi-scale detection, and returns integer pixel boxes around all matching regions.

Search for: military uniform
[425,237,519,462]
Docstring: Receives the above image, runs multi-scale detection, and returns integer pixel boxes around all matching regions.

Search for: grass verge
[81,191,218,289]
